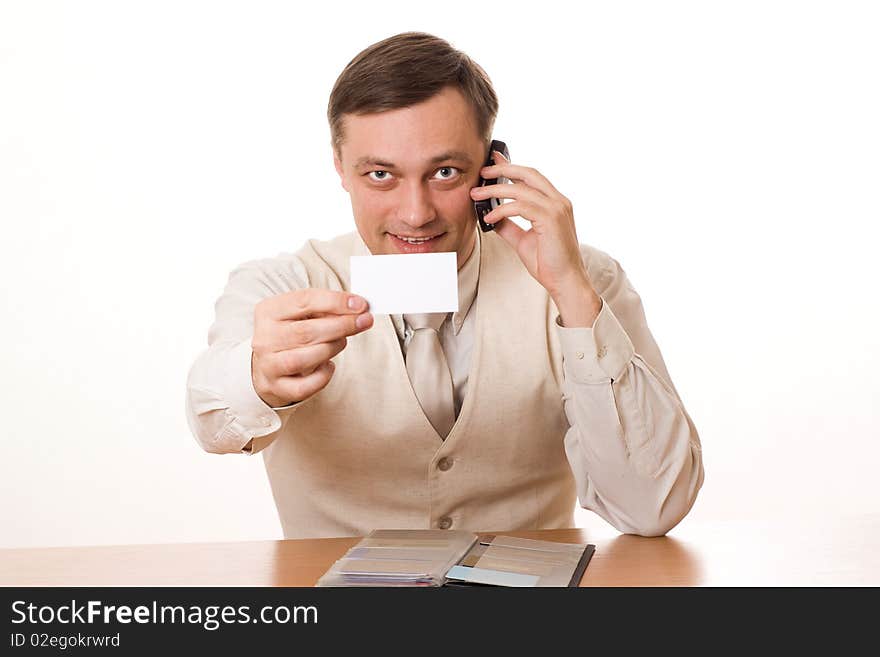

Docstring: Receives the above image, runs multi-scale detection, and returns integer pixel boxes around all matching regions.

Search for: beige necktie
[403,312,456,439]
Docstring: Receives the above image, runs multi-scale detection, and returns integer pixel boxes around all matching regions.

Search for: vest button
[437,457,454,471]
[438,517,453,530]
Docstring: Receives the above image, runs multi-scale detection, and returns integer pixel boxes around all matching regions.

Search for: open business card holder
[315,529,595,588]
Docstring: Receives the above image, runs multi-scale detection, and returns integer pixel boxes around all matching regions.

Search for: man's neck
[458,228,477,271]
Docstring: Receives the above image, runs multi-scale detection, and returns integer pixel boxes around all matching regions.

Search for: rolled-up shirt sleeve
[556,251,704,537]
[185,254,309,455]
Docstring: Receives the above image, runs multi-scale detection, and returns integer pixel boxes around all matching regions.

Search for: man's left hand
[469,150,602,326]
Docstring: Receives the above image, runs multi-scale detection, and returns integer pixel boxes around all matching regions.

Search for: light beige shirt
[185,225,704,537]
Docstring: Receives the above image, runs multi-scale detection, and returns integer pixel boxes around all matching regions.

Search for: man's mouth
[388,232,446,253]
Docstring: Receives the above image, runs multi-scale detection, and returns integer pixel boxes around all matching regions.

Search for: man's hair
[327,32,499,158]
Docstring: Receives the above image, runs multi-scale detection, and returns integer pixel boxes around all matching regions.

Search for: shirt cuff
[555,297,635,383]
[222,339,296,444]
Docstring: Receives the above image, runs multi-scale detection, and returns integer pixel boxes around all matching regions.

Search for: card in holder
[443,535,596,588]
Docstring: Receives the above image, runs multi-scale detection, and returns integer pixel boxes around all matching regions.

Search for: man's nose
[396,181,437,228]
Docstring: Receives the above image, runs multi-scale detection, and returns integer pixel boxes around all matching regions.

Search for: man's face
[333,85,486,269]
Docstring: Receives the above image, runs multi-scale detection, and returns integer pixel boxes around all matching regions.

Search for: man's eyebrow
[353,151,475,169]
[427,151,474,165]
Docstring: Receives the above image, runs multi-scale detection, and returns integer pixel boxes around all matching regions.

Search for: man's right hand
[251,289,373,407]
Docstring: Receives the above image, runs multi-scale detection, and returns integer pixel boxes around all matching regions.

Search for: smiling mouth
[386,232,447,253]
[389,232,445,244]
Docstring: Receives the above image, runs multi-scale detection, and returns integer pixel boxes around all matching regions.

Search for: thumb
[492,216,526,252]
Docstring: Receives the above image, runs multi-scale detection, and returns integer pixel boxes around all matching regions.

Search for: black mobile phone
[473,139,510,232]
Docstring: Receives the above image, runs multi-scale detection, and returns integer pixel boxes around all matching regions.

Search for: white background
[1,1,878,549]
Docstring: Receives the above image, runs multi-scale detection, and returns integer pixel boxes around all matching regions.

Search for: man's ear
[333,150,349,192]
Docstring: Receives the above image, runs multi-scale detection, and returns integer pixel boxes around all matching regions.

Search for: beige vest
[262,229,576,538]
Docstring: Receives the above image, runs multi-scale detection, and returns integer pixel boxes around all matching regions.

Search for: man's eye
[367,170,392,182]
[434,167,460,180]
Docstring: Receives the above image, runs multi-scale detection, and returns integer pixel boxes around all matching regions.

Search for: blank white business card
[350,252,458,315]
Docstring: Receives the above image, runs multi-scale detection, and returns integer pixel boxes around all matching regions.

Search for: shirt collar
[451,224,481,335]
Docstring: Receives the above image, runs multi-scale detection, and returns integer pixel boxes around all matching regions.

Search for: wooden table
[2,514,877,586]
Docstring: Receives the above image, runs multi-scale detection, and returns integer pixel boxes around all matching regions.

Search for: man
[185,32,703,539]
